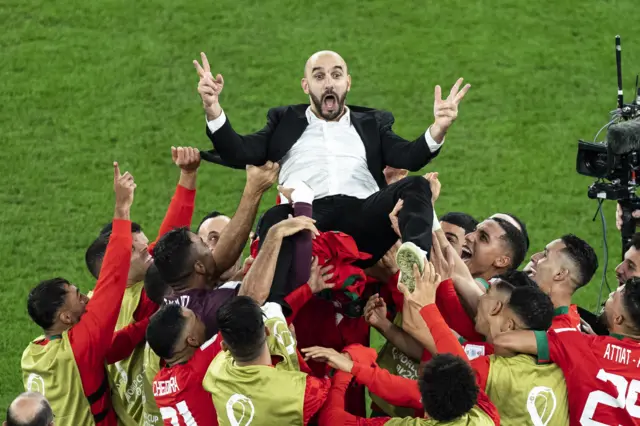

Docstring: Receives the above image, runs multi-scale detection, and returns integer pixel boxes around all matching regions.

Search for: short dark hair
[27,278,69,331]
[196,211,225,232]
[153,228,194,285]
[419,353,478,422]
[217,296,266,362]
[501,213,530,251]
[144,263,169,305]
[146,304,186,359]
[494,270,537,288]
[631,233,640,250]
[508,285,554,330]
[85,234,110,280]
[560,234,598,289]
[100,221,142,236]
[492,218,527,270]
[439,212,478,235]
[623,277,640,330]
[6,392,54,426]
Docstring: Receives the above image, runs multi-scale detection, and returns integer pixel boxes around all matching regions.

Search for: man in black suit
[193,50,470,301]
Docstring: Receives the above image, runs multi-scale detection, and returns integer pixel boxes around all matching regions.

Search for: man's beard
[310,91,347,121]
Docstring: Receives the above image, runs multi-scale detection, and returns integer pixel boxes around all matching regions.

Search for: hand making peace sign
[193,52,224,121]
[430,78,471,142]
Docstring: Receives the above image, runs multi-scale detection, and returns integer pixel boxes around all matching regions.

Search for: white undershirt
[207,107,443,199]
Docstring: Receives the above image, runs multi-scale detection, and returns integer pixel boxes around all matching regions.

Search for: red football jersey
[153,334,222,426]
[538,326,640,425]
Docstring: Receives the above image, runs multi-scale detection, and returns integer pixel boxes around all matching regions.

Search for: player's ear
[59,310,73,326]
[186,334,199,348]
[346,74,351,92]
[494,256,510,269]
[221,340,229,352]
[490,300,503,316]
[555,268,569,282]
[614,313,625,326]
[264,326,271,336]
[194,260,206,275]
[301,78,309,95]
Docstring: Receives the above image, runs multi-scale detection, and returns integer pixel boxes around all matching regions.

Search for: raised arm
[149,147,200,253]
[69,163,135,365]
[239,216,319,304]
[194,52,271,165]
[210,162,278,282]
[381,78,470,171]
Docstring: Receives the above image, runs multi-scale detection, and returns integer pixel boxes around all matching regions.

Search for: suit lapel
[270,106,309,161]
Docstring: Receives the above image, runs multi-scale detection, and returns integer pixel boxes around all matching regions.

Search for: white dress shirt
[206,107,443,200]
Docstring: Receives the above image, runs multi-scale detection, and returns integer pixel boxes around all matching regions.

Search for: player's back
[544,328,640,425]
[153,362,218,426]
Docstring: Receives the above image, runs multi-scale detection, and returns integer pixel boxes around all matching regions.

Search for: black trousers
[257,176,434,306]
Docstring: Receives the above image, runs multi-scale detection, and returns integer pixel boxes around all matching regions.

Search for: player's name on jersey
[164,296,191,307]
[602,343,639,367]
[153,377,180,397]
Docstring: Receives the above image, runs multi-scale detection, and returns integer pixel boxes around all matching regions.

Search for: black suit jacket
[200,104,440,189]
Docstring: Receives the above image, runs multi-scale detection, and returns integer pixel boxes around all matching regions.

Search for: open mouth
[322,94,337,110]
[461,245,472,261]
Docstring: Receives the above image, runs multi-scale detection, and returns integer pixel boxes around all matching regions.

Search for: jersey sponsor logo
[153,377,180,397]
[226,393,255,426]
[526,386,557,426]
[26,373,45,396]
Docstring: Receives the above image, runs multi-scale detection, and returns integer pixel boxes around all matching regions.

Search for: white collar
[305,105,351,125]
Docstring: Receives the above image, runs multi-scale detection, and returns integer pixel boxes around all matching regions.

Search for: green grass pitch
[2,0,640,411]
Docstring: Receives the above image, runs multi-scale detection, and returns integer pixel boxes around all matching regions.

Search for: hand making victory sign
[429,78,471,142]
[194,52,224,121]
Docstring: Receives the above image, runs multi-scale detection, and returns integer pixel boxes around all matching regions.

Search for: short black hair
[560,234,598,289]
[217,296,266,362]
[631,233,640,250]
[623,277,640,330]
[27,278,69,331]
[419,353,478,422]
[153,227,195,285]
[501,213,530,251]
[196,211,225,232]
[85,234,110,280]
[100,221,142,236]
[6,392,54,426]
[146,304,186,359]
[492,218,527,270]
[144,263,169,305]
[494,270,537,288]
[439,212,479,235]
[507,285,554,330]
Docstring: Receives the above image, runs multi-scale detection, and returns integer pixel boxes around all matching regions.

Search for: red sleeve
[302,375,332,425]
[435,279,484,342]
[190,333,223,378]
[317,371,390,426]
[284,284,313,324]
[420,304,468,360]
[69,219,132,371]
[105,317,150,364]
[148,185,196,254]
[349,361,422,411]
[469,356,491,391]
[132,289,159,322]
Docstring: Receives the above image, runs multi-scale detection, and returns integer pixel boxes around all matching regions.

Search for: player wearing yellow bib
[83,147,200,425]
[202,296,331,426]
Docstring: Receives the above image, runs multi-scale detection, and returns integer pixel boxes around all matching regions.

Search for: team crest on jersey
[527,386,557,426]
[26,373,45,396]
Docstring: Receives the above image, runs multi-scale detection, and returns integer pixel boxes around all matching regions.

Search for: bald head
[301,51,351,121]
[304,51,348,77]
[5,392,53,426]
